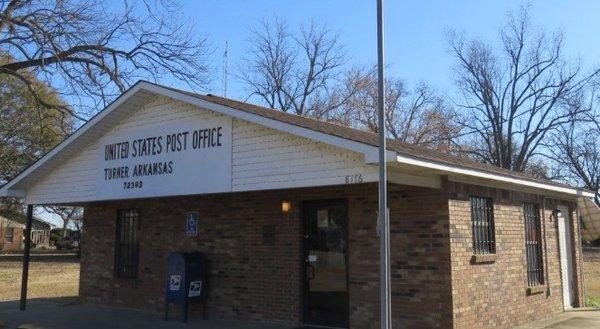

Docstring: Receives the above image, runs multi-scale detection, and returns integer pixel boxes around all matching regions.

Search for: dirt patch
[0,256,80,301]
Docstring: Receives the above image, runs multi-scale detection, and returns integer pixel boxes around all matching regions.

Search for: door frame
[556,205,576,309]
[301,198,350,328]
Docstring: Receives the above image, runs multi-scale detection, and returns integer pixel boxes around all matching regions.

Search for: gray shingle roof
[155,84,579,191]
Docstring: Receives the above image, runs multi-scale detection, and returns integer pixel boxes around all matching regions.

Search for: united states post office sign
[96,116,232,200]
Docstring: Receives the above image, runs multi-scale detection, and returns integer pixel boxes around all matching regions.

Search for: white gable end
[232,118,377,191]
[24,96,377,205]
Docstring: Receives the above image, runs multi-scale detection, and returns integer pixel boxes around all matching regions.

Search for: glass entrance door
[303,200,348,328]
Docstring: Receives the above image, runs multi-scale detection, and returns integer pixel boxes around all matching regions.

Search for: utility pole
[377,0,392,328]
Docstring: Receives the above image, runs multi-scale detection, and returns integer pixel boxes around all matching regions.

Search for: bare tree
[72,213,83,234]
[240,18,349,118]
[43,206,82,237]
[449,8,598,172]
[0,0,211,122]
[548,89,600,205]
[340,67,461,152]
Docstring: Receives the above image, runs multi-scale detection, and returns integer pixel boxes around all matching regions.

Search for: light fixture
[282,200,291,213]
[553,209,563,219]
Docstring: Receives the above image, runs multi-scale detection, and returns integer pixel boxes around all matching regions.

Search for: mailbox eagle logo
[169,275,181,291]
[188,280,202,297]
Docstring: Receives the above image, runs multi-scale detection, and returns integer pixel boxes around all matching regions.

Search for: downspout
[542,196,551,297]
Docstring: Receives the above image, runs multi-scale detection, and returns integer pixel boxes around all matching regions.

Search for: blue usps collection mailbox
[164,252,208,322]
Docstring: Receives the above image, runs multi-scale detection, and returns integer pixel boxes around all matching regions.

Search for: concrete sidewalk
[0,300,294,329]
[514,309,600,329]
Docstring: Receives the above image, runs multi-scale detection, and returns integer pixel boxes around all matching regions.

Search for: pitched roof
[0,209,52,229]
[0,80,593,200]
[158,83,580,192]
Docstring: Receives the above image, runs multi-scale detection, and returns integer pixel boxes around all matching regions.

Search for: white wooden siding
[25,96,377,205]
[232,119,377,191]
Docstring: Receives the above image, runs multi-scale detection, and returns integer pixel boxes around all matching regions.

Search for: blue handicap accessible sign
[186,212,199,237]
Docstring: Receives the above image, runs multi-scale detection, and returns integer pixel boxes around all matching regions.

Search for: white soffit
[395,154,595,198]
[579,197,600,242]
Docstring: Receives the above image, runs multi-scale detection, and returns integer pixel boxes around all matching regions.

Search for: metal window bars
[115,209,140,279]
[470,197,496,254]
[523,203,544,286]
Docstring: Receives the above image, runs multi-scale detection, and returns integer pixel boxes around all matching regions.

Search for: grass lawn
[0,256,80,301]
[586,273,600,308]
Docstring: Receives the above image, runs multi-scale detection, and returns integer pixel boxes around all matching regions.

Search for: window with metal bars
[5,227,14,243]
[115,209,140,279]
[523,203,544,286]
[470,196,496,254]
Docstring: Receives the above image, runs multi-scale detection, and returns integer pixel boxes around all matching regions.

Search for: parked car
[55,236,79,250]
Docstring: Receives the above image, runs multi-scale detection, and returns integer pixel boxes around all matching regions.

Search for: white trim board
[0,82,390,199]
[0,81,593,201]
[0,83,150,197]
[396,154,594,198]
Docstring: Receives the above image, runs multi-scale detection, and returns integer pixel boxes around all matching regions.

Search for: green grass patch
[587,296,600,308]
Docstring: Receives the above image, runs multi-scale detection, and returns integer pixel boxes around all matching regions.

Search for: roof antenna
[222,40,228,98]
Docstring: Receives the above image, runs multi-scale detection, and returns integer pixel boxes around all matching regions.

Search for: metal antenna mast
[222,41,228,97]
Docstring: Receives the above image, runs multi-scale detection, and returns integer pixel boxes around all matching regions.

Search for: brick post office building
[0,81,596,329]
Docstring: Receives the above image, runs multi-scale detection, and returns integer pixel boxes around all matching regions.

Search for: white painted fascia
[0,83,149,199]
[364,150,398,164]
[0,81,391,198]
[396,153,595,198]
[0,189,26,198]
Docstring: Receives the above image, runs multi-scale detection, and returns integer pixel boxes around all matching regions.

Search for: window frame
[470,196,496,255]
[523,203,545,287]
[114,208,141,279]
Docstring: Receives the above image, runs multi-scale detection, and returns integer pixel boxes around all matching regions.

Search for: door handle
[308,264,315,280]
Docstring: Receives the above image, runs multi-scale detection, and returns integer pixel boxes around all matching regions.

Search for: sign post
[20,204,33,311]
[376,0,392,328]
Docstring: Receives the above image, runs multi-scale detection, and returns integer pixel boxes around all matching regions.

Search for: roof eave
[395,154,595,198]
[0,81,385,201]
[0,81,151,199]
[0,188,26,198]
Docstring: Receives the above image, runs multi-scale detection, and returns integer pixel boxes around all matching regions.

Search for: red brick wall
[583,249,600,282]
[80,181,583,328]
[0,227,23,252]
[583,248,600,299]
[448,182,583,329]
[80,183,453,328]
[387,183,453,328]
